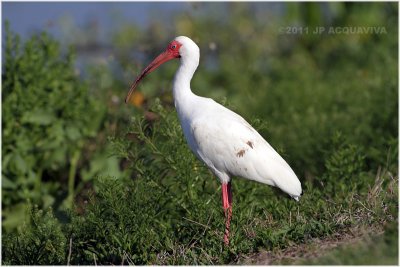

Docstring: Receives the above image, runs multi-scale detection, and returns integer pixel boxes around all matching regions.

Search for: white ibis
[125,36,302,246]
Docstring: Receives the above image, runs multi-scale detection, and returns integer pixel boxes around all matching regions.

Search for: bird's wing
[190,100,302,198]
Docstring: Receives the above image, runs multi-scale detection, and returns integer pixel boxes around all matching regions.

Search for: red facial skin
[125,40,182,103]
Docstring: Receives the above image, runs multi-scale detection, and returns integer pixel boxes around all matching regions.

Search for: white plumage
[172,36,301,199]
[125,36,302,245]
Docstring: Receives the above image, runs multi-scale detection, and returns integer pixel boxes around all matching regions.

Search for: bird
[125,36,302,246]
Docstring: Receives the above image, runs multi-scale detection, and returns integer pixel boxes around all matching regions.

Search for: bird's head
[125,36,199,104]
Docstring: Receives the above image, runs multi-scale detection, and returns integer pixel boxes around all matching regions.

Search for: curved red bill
[125,51,177,104]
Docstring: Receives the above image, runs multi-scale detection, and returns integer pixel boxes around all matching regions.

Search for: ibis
[125,36,302,245]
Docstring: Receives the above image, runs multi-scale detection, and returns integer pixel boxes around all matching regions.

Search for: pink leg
[222,181,232,246]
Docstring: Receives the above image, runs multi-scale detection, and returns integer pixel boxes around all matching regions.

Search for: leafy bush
[2,206,67,265]
[2,23,105,230]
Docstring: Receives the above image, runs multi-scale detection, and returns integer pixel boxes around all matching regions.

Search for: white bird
[125,36,302,246]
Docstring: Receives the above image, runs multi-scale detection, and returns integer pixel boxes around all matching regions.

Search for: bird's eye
[171,45,177,49]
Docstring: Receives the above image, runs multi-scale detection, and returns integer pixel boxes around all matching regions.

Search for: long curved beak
[125,50,177,104]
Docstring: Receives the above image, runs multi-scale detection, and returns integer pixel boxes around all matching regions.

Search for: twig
[357,199,376,215]
[93,253,97,266]
[324,198,337,205]
[184,215,213,250]
[121,251,126,266]
[202,212,213,236]
[67,237,72,265]
[183,217,211,229]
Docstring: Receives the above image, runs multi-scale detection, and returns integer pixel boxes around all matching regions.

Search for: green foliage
[2,23,106,229]
[2,206,67,265]
[2,101,397,264]
[321,133,369,193]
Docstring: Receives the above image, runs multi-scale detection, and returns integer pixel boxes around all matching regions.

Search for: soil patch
[236,224,384,265]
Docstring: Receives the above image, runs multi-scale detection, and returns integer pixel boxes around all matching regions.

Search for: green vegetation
[2,2,398,265]
[2,23,105,228]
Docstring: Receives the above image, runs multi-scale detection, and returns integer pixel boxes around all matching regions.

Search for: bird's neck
[172,56,199,109]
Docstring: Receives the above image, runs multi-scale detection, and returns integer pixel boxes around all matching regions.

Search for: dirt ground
[235,225,385,265]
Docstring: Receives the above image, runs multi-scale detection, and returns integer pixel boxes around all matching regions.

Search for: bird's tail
[270,163,302,201]
[291,195,301,202]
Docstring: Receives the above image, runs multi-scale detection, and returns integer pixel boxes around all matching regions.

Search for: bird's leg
[222,181,233,246]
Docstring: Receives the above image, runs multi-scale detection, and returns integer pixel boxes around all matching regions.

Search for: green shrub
[2,23,105,230]
[2,206,67,265]
[2,100,396,264]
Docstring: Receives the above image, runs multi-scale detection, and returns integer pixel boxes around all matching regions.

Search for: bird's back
[179,96,302,200]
